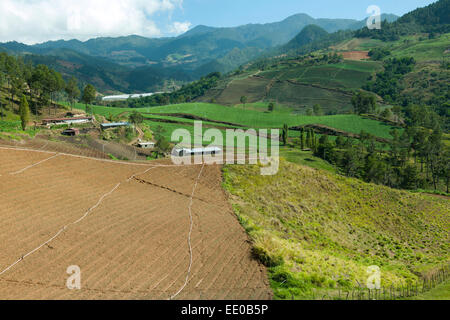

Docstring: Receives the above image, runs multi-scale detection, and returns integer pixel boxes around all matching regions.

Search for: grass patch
[222,160,450,299]
[72,102,398,140]
[405,281,450,300]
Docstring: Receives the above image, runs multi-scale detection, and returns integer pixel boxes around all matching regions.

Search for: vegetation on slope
[355,0,449,41]
[70,102,398,140]
[223,160,450,299]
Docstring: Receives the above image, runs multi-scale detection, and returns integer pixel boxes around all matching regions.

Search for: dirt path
[128,125,144,146]
[0,148,272,300]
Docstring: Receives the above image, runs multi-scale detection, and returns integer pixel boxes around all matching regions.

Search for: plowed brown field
[341,51,370,61]
[0,147,272,300]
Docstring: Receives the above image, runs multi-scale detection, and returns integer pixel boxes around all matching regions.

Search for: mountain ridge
[0,12,399,94]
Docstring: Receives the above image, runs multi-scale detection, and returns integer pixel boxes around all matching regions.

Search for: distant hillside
[0,12,399,94]
[20,49,192,94]
[285,25,329,50]
[356,0,450,40]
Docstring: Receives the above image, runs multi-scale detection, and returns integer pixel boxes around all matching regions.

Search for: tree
[282,124,289,146]
[65,77,80,110]
[46,69,65,114]
[380,108,393,120]
[300,129,305,150]
[82,84,96,114]
[442,148,450,193]
[401,164,418,190]
[129,111,144,134]
[0,54,5,120]
[428,126,444,190]
[392,105,403,122]
[352,91,376,115]
[306,129,311,148]
[30,64,51,115]
[129,111,144,126]
[335,136,345,148]
[153,125,170,158]
[268,102,275,112]
[154,135,171,158]
[313,104,323,116]
[306,108,314,116]
[19,95,30,130]
[240,96,248,109]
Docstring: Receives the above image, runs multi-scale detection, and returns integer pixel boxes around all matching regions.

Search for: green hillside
[223,160,450,299]
[70,102,398,140]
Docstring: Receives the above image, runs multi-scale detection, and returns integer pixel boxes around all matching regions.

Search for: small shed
[62,128,80,136]
[173,147,222,157]
[100,122,131,130]
[137,142,155,149]
[42,117,92,126]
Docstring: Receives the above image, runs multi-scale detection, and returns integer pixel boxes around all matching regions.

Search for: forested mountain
[356,0,450,40]
[0,13,398,94]
[283,25,329,50]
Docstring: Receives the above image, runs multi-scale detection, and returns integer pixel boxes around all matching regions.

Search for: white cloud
[168,21,192,35]
[0,0,187,44]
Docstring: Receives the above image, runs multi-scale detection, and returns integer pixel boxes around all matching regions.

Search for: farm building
[173,147,222,157]
[62,128,80,136]
[42,117,92,126]
[102,92,164,101]
[137,142,155,149]
[100,122,131,130]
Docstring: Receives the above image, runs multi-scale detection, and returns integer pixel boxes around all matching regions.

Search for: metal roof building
[173,147,222,157]
[100,122,131,129]
[42,117,92,125]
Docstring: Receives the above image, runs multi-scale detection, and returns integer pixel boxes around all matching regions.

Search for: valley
[0,0,449,301]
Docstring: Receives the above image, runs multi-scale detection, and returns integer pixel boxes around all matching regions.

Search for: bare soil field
[341,51,370,61]
[0,147,271,300]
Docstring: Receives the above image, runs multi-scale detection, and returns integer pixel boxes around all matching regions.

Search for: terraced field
[0,147,272,300]
[71,102,398,141]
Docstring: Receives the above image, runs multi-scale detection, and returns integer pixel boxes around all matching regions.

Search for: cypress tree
[19,95,30,130]
[306,129,311,148]
[308,129,314,150]
[282,124,289,146]
[300,129,305,150]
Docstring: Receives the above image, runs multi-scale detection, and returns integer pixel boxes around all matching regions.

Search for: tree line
[291,122,449,193]
[106,72,222,109]
[0,51,96,129]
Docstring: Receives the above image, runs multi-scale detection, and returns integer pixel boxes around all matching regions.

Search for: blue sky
[0,0,438,44]
[169,0,437,28]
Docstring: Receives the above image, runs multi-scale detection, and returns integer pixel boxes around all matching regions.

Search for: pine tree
[19,95,30,130]
[82,84,96,114]
[282,124,289,146]
[306,129,311,148]
[300,129,305,150]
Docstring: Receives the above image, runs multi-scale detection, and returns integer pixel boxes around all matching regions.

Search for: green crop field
[267,60,382,90]
[389,34,450,62]
[266,81,353,112]
[214,76,270,105]
[72,102,398,140]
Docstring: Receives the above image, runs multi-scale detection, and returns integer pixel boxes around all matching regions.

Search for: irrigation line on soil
[0,145,264,167]
[0,146,200,167]
[170,163,205,300]
[9,153,61,175]
[0,166,156,277]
